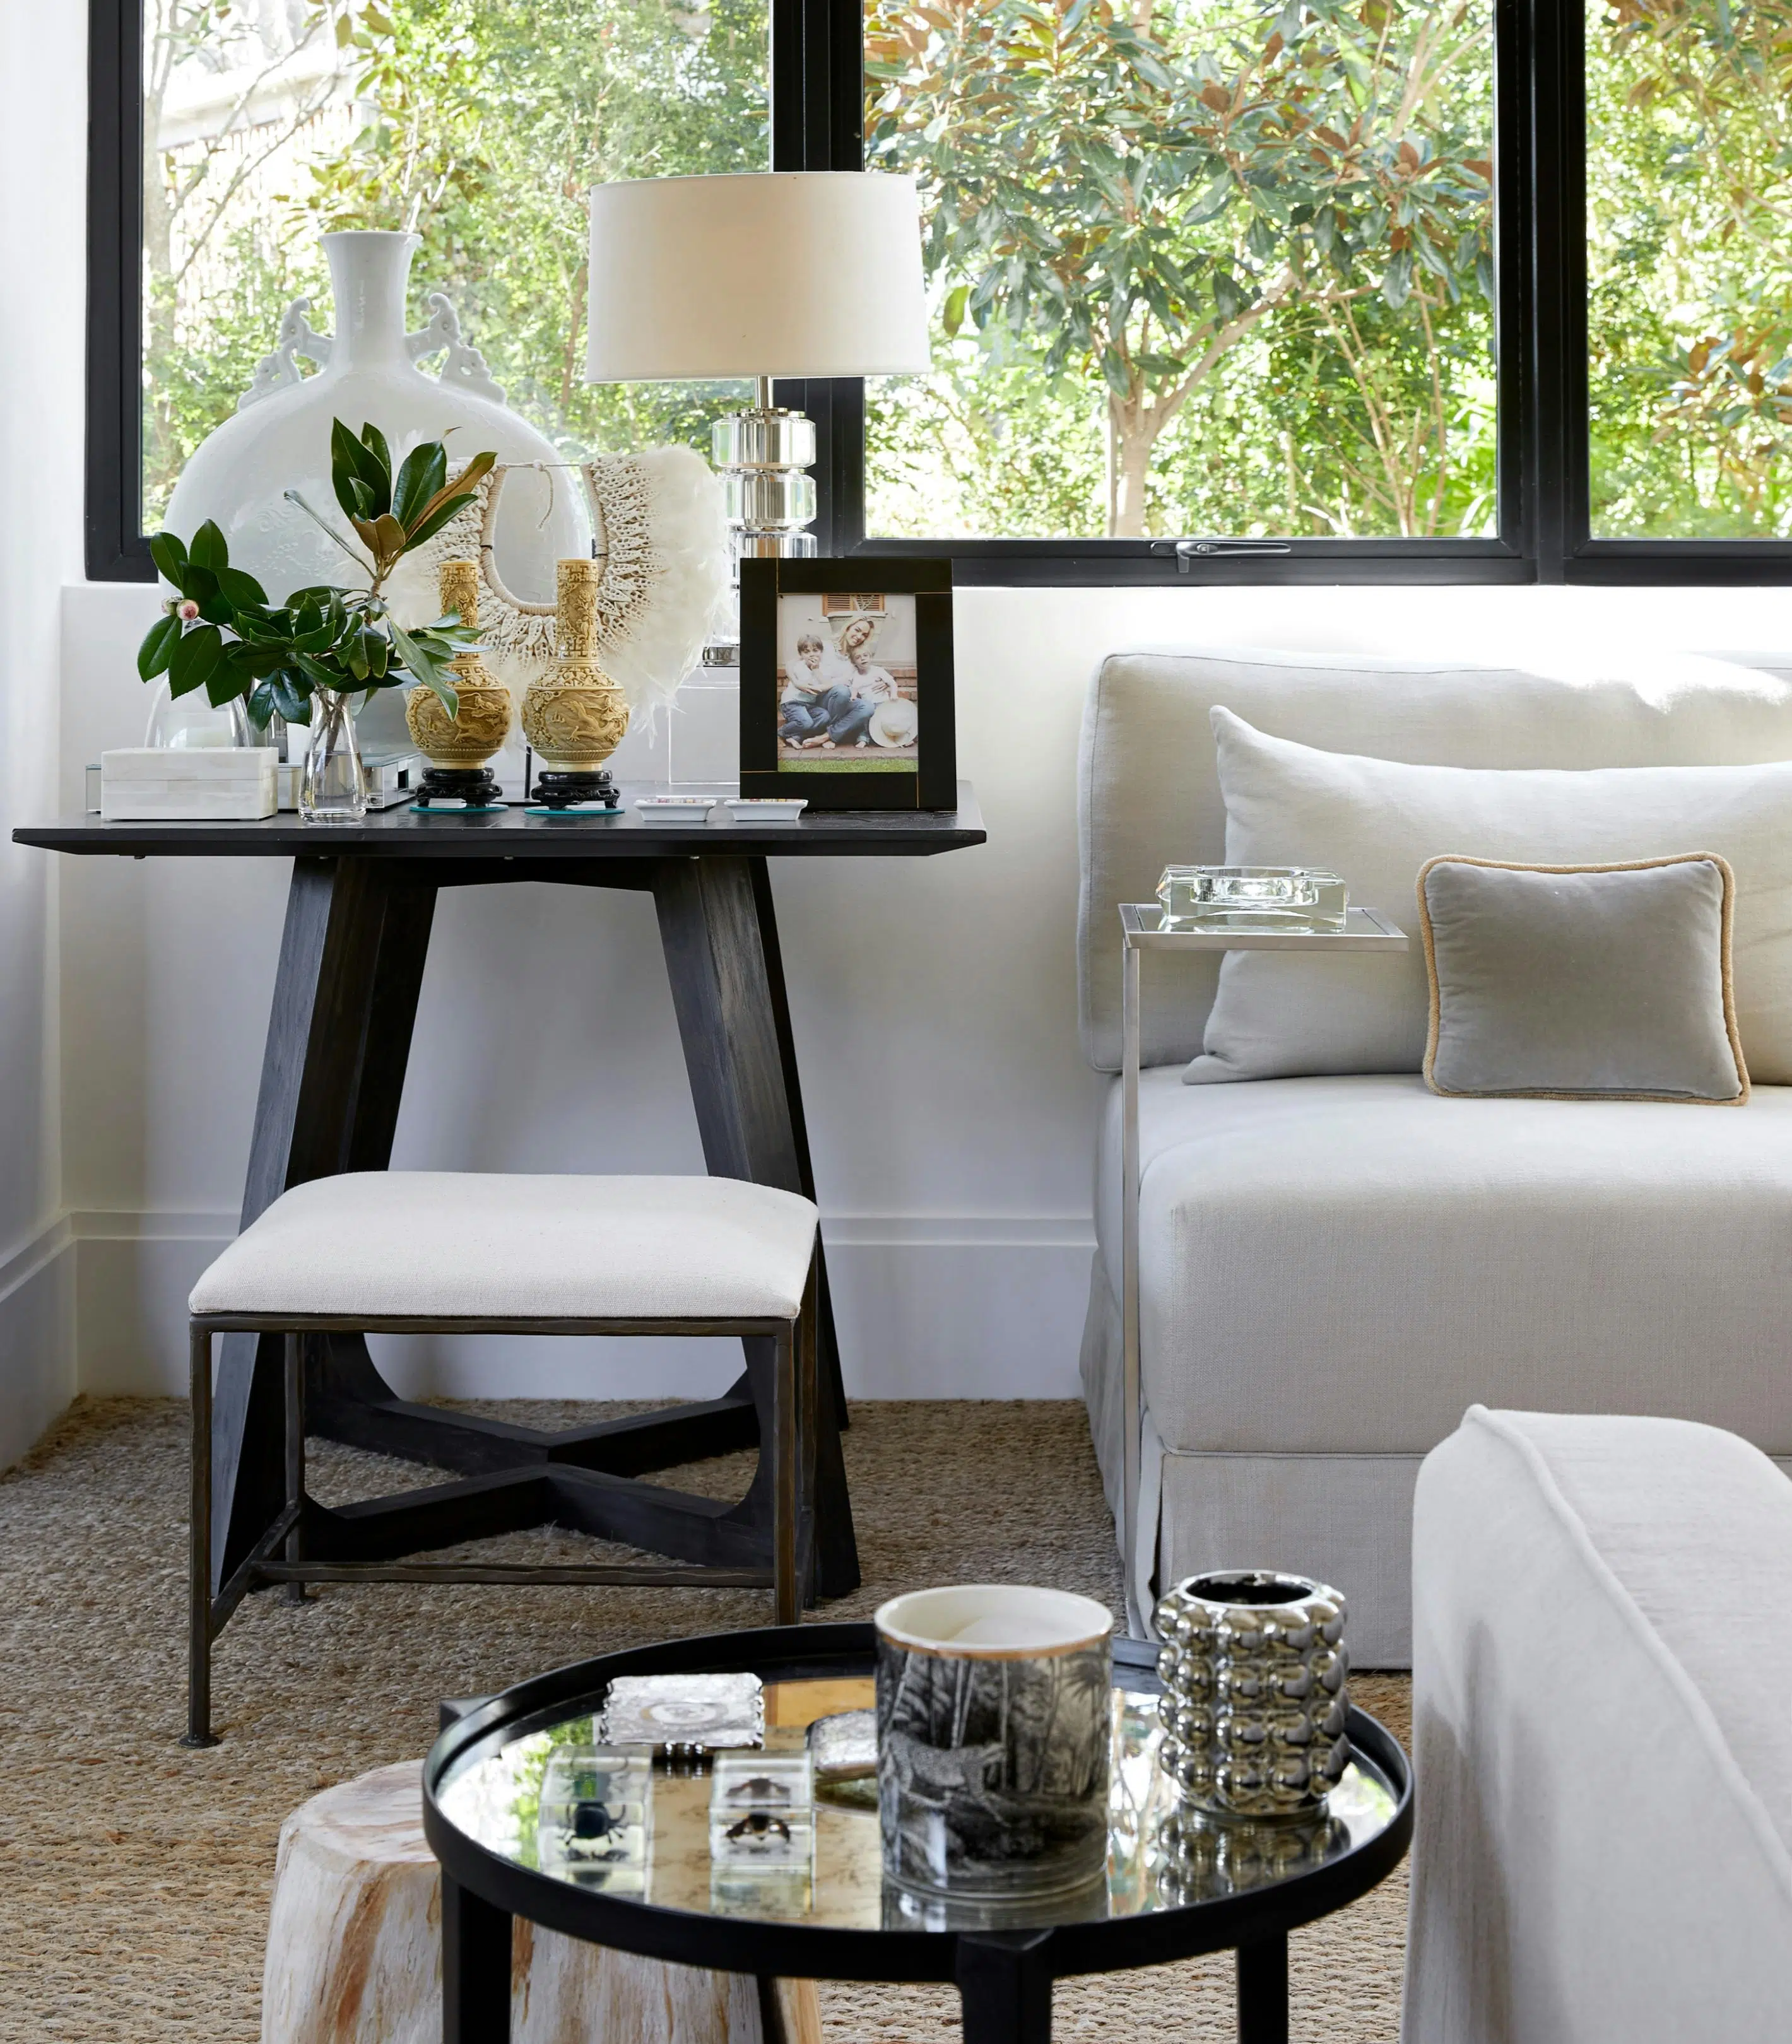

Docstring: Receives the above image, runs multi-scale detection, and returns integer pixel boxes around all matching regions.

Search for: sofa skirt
[1083,1251,1423,1667]
[1083,1254,1792,1669]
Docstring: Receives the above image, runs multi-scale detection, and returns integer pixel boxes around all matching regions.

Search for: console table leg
[653,854,860,1599]
[956,1929,1054,2044]
[212,857,436,1589]
[441,1874,510,2044]
[1236,1932,1288,2044]
[748,857,849,1433]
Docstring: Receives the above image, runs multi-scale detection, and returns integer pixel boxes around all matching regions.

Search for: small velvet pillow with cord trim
[1417,853,1749,1104]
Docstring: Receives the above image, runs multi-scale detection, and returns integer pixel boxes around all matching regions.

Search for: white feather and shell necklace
[386,444,729,713]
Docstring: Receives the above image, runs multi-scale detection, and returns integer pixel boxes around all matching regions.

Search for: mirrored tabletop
[433,1670,1402,1935]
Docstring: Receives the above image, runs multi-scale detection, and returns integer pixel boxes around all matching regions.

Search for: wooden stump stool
[262,1761,820,2044]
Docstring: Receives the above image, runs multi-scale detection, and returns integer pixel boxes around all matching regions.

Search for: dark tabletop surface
[13,782,985,860]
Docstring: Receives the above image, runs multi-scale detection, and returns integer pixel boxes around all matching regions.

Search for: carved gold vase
[521,559,630,792]
[405,560,512,805]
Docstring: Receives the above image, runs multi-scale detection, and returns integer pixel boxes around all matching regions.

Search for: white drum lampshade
[585,172,931,382]
[586,170,931,617]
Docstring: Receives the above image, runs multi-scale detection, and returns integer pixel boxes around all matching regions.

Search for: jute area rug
[0,1397,1408,2041]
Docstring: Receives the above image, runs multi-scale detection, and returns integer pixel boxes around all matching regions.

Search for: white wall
[0,0,85,1465]
[49,576,1792,1421]
[5,0,1790,1442]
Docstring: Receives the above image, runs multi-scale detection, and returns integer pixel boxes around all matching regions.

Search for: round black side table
[422,1621,1411,2044]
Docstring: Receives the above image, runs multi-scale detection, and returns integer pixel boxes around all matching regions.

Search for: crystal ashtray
[1157,865,1348,932]
[599,1672,765,1753]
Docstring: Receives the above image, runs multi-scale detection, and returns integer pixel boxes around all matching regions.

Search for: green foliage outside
[142,0,1792,545]
[1587,0,1792,536]
[142,0,769,526]
[868,0,1496,537]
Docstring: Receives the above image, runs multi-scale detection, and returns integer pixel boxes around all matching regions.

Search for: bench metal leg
[799,1259,819,1607]
[774,1317,799,1626]
[184,1322,219,1748]
[284,1332,310,1604]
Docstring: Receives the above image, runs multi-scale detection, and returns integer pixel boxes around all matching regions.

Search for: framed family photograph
[738,558,957,810]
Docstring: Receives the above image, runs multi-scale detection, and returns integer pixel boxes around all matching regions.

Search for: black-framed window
[88,0,1792,584]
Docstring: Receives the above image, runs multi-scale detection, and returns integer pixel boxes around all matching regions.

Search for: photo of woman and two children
[775,594,920,773]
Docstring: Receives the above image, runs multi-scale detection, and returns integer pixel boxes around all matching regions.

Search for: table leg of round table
[955,1930,1054,2044]
[442,1874,510,2043]
[1236,1932,1289,2044]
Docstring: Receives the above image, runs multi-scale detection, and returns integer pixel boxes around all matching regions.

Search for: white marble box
[101,747,279,821]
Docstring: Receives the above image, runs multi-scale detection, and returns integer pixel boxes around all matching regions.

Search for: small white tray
[721,798,808,823]
[635,796,718,819]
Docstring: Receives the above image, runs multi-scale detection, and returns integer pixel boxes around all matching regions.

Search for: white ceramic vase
[161,231,586,609]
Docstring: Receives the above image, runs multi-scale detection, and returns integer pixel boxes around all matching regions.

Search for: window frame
[87,0,1792,584]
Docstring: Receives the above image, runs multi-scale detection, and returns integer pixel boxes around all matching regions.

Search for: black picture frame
[740,558,957,811]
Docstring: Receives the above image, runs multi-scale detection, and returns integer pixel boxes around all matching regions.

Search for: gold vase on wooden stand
[405,560,513,809]
[520,558,630,809]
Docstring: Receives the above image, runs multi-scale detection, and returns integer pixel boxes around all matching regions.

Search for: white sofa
[1403,1407,1792,2042]
[1076,647,1792,1662]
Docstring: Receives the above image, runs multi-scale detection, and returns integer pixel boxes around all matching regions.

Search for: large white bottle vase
[162,230,586,609]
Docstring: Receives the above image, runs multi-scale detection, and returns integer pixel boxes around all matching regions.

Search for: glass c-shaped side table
[1117,903,1410,1636]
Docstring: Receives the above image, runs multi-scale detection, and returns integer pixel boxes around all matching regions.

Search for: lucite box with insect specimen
[536,1747,652,1881]
[708,1751,814,1864]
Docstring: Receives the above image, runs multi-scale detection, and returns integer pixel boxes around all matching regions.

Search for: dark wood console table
[15,790,984,1616]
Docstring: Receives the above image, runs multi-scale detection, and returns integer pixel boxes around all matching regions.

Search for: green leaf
[1381,249,1413,309]
[271,673,312,724]
[205,662,250,708]
[384,616,429,676]
[361,422,392,476]
[173,561,218,604]
[148,531,187,584]
[223,640,282,679]
[331,417,390,520]
[293,611,339,655]
[370,512,408,564]
[294,650,348,689]
[391,440,447,531]
[406,450,494,539]
[247,682,278,731]
[168,623,223,700]
[188,520,228,571]
[138,613,182,680]
[399,492,480,552]
[419,667,460,719]
[385,616,457,714]
[943,283,969,338]
[214,565,270,611]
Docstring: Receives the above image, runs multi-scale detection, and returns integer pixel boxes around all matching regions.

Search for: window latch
[1170,539,1295,572]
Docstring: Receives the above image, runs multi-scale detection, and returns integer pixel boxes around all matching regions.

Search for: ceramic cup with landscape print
[875,1584,1114,1899]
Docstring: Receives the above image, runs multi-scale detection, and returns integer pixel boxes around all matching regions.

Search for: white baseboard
[0,1214,76,1471]
[67,1210,1097,1401]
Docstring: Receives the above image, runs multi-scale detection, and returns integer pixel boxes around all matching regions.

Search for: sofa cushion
[1078,646,1792,1073]
[1418,853,1747,1104]
[1095,1069,1792,1456]
[1407,1408,1792,2039]
[1188,708,1792,1083]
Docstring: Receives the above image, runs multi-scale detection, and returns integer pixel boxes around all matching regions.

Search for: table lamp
[586,172,930,647]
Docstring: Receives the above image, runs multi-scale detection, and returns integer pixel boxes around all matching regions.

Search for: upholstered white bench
[186,1172,820,1746]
